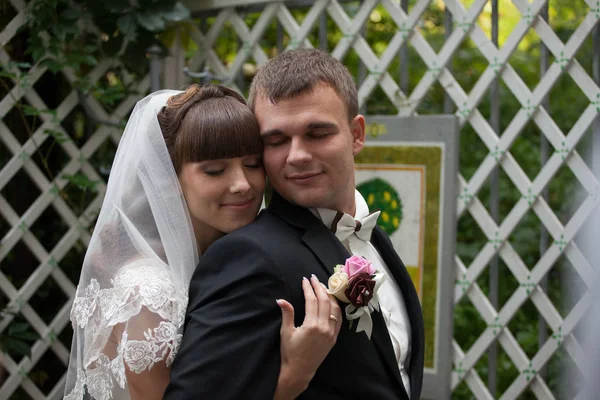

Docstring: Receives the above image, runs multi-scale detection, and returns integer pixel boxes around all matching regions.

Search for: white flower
[98,288,121,321]
[123,340,159,374]
[151,322,182,367]
[71,279,100,328]
[327,271,350,303]
[85,279,101,297]
[139,282,169,310]
[86,361,112,400]
[153,321,177,343]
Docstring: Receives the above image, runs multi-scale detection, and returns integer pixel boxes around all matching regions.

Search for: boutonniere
[326,255,385,339]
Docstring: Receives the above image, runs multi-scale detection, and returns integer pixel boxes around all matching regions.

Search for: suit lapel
[301,228,349,276]
[268,192,349,275]
[371,226,425,400]
[270,193,421,399]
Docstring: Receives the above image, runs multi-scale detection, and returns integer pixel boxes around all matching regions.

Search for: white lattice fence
[1,0,599,398]
[0,0,151,398]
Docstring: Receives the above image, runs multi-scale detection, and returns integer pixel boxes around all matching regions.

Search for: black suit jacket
[164,192,424,399]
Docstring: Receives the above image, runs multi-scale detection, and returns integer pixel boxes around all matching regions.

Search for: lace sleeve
[66,260,187,400]
[110,306,175,399]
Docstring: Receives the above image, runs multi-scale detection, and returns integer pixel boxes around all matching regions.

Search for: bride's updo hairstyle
[157,84,263,174]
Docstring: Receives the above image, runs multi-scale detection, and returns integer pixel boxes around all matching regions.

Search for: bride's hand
[273,275,343,400]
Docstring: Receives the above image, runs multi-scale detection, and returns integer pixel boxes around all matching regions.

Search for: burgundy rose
[344,272,376,308]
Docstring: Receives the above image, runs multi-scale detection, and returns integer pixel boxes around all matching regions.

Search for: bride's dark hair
[157,84,263,174]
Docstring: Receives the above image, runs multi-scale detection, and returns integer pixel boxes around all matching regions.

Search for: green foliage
[61,172,100,193]
[0,310,39,360]
[44,129,71,144]
[24,0,189,74]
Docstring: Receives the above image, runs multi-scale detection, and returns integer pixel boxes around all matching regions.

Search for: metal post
[148,45,162,92]
[319,12,328,51]
[488,0,499,396]
[539,2,550,379]
[399,0,409,96]
[593,2,600,184]
[276,19,284,54]
[358,0,367,115]
[443,4,453,114]
[580,18,600,400]
[592,0,600,292]
[200,17,207,71]
[236,12,246,90]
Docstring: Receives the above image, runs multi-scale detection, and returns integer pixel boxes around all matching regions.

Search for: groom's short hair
[248,48,358,121]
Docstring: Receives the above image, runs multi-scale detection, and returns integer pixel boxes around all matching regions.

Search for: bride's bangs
[179,97,263,164]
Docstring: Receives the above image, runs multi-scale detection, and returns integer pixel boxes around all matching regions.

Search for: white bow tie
[330,210,381,243]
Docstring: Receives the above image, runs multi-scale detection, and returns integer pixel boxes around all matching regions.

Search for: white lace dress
[65,259,187,400]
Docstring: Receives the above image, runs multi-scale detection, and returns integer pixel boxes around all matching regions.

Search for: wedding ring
[329,314,339,322]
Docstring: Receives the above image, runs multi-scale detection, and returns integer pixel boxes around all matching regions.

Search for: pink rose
[342,255,375,278]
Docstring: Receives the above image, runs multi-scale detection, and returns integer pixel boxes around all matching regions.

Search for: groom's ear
[350,114,366,156]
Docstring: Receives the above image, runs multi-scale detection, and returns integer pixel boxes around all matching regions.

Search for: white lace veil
[64,90,199,400]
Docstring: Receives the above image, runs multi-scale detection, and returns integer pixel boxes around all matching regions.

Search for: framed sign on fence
[355,115,459,399]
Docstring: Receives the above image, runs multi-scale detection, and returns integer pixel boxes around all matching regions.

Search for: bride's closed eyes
[201,156,263,177]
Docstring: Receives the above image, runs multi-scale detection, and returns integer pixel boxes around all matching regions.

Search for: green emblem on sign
[357,178,403,235]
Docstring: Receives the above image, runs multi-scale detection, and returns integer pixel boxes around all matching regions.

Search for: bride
[64,84,342,400]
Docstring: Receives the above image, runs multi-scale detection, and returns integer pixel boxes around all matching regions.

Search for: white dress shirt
[310,190,412,397]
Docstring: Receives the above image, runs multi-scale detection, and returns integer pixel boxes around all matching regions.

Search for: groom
[164,49,424,399]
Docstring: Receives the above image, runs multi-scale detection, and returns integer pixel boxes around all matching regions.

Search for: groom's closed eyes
[261,121,339,147]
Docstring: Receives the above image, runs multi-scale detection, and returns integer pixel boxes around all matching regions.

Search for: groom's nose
[286,137,312,165]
